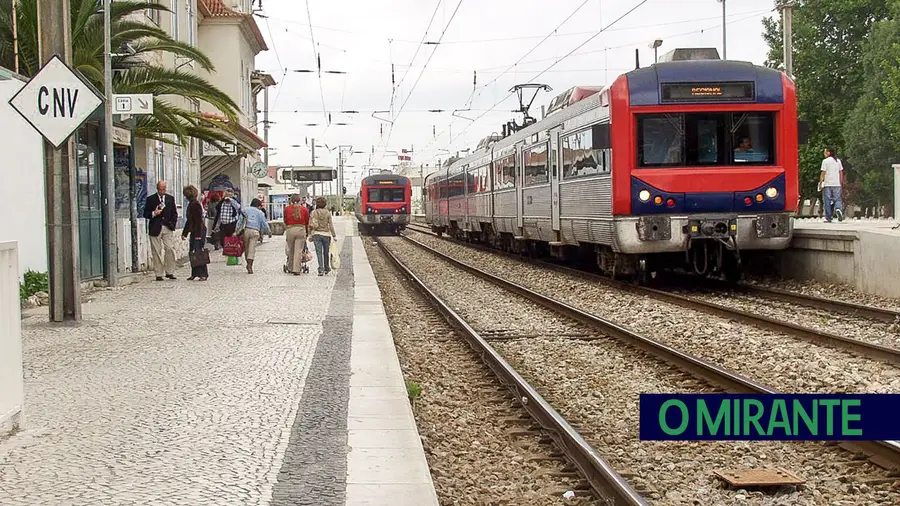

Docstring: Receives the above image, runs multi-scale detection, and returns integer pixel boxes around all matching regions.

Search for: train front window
[638,112,775,167]
[367,188,405,202]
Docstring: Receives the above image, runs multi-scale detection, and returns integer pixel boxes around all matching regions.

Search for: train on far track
[354,173,412,235]
[424,47,807,282]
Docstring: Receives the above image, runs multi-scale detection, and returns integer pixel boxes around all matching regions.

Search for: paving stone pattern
[271,240,353,506]
[0,237,346,505]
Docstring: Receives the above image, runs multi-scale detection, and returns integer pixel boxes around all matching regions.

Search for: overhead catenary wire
[376,0,464,165]
[304,0,329,132]
[263,17,289,110]
[421,4,768,157]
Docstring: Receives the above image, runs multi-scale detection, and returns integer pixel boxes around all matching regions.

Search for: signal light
[639,190,651,202]
[666,198,675,207]
[654,196,663,205]
[755,194,764,202]
[765,187,778,199]
[744,197,752,206]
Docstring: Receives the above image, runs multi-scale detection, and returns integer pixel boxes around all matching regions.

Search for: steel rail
[405,225,900,366]
[377,240,651,506]
[704,279,900,324]
[398,233,900,471]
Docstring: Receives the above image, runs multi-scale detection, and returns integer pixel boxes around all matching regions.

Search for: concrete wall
[0,241,25,433]
[777,228,900,299]
[0,77,48,278]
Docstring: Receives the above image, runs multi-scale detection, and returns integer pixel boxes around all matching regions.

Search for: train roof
[428,54,789,179]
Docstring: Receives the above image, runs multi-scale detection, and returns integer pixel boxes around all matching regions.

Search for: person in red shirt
[283,194,310,274]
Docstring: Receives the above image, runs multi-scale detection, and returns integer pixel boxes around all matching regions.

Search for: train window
[368,188,406,202]
[562,127,610,179]
[449,173,465,197]
[731,113,775,165]
[523,144,549,186]
[638,112,775,167]
[494,155,516,189]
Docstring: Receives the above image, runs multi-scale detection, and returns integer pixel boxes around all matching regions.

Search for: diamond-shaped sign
[8,55,104,148]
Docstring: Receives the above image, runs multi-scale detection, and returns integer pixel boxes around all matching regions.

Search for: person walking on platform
[182,185,209,281]
[236,198,272,274]
[144,180,178,281]
[308,197,337,276]
[819,147,845,223]
[212,190,242,240]
[283,194,310,275]
[206,192,221,250]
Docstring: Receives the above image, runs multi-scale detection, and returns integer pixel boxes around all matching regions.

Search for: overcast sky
[254,0,780,188]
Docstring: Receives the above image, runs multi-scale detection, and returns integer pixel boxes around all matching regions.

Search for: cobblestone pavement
[0,234,348,505]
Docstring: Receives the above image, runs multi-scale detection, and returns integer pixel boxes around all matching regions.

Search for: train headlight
[755,194,764,203]
[653,196,663,205]
[765,187,778,199]
[639,190,651,202]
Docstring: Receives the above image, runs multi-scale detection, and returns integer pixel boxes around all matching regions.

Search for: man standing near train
[818,147,845,223]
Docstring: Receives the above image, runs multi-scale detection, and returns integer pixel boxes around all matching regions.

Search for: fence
[0,241,24,433]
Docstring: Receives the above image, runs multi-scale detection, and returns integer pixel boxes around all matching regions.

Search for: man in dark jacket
[144,180,179,281]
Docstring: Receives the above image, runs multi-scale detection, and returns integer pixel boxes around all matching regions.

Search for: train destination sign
[661,82,755,102]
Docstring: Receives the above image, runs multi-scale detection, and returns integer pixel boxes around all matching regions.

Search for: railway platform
[0,216,439,506]
[777,217,900,299]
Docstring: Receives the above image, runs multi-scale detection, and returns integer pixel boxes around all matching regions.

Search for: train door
[516,143,524,231]
[550,128,561,234]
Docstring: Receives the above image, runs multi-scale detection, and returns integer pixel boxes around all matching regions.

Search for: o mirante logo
[639,394,900,441]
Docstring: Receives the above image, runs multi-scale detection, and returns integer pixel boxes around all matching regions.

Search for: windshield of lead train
[367,187,405,202]
[637,112,775,167]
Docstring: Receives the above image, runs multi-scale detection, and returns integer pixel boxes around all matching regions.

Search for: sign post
[12,0,104,321]
[892,164,900,228]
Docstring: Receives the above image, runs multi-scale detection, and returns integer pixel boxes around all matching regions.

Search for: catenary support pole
[102,0,118,286]
[38,0,82,321]
[721,0,727,59]
[263,86,270,167]
[782,1,794,79]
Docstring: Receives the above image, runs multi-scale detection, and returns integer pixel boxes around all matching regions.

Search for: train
[424,48,806,282]
[354,173,412,235]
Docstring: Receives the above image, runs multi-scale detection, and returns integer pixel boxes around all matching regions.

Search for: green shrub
[19,270,49,301]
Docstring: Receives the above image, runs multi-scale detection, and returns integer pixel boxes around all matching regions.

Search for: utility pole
[38,0,82,321]
[781,1,794,79]
[310,139,315,197]
[102,0,118,287]
[263,86,270,166]
[718,0,726,59]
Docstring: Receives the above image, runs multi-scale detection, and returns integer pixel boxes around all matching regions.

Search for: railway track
[404,224,900,366]
[373,236,650,505]
[376,235,900,504]
[394,228,900,472]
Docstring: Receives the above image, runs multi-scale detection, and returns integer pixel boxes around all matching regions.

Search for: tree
[0,0,240,149]
[761,0,891,202]
[844,12,900,212]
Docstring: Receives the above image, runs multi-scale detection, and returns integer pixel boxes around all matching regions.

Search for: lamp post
[717,0,726,59]
[650,39,663,63]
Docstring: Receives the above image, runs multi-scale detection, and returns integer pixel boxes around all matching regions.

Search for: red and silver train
[355,173,412,235]
[425,48,804,281]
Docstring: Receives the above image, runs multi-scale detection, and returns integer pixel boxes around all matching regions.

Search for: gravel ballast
[403,230,900,395]
[365,239,603,505]
[378,236,899,506]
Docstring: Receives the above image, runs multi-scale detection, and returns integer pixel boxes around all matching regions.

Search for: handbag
[329,238,341,270]
[189,248,210,267]
[223,235,244,257]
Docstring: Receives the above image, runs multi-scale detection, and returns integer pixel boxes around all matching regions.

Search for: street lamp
[650,39,663,63]
[717,0,726,60]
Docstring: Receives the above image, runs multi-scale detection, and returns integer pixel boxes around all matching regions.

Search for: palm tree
[0,0,241,150]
